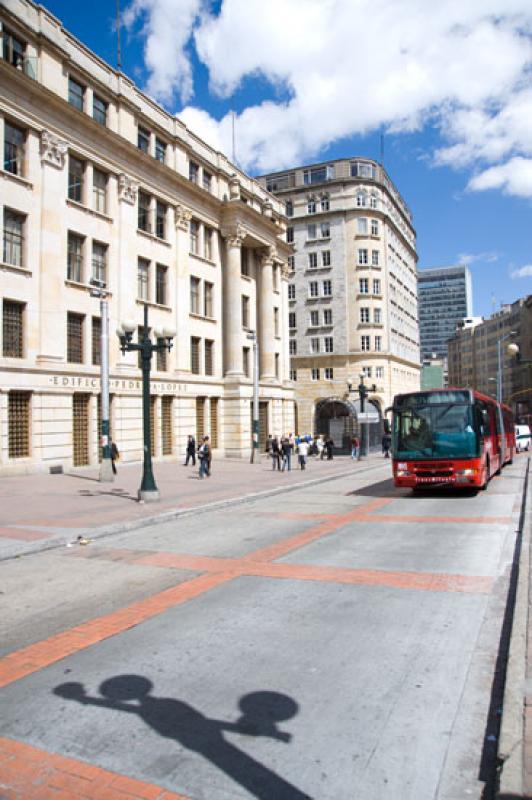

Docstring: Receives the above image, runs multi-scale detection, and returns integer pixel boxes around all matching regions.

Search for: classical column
[221,225,246,379]
[258,247,277,381]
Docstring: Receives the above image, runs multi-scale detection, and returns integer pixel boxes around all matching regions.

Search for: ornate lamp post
[117,304,175,502]
[247,330,260,463]
[89,278,113,482]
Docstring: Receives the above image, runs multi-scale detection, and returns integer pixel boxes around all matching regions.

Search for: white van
[515,424,531,452]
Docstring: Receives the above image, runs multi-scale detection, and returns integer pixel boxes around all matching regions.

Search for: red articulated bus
[390,388,514,490]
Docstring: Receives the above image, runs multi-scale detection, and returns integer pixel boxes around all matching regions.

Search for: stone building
[0,0,294,475]
[258,158,419,449]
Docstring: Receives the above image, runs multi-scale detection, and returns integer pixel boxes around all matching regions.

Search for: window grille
[205,339,214,375]
[92,317,101,365]
[210,398,219,448]
[67,312,84,363]
[72,393,90,466]
[3,209,24,266]
[8,391,30,458]
[67,232,84,282]
[191,337,200,374]
[3,299,24,357]
[196,396,205,442]
[161,396,173,454]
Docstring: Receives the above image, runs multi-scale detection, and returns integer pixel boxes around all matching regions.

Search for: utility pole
[247,331,260,462]
[90,280,113,482]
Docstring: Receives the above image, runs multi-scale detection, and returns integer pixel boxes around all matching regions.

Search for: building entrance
[314,397,383,453]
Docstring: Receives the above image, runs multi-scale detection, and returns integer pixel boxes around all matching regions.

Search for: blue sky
[42,0,532,318]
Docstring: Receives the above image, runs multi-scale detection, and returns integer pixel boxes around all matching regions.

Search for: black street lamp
[117,304,175,502]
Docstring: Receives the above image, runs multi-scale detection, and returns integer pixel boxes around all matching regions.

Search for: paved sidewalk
[0,453,387,560]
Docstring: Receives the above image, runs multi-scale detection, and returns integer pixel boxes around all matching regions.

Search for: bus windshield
[393,402,479,459]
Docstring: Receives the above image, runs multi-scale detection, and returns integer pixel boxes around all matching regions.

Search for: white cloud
[510,265,532,279]
[458,252,500,266]
[467,157,532,196]
[124,0,532,183]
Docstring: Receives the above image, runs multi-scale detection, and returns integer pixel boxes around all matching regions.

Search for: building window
[371,219,379,236]
[155,138,166,163]
[307,199,316,214]
[374,308,382,324]
[290,369,297,381]
[320,222,330,238]
[375,335,382,352]
[286,227,294,244]
[303,165,334,184]
[275,353,280,379]
[373,278,381,295]
[68,77,85,111]
[356,192,367,208]
[2,28,26,69]
[289,339,297,355]
[67,312,84,363]
[322,251,331,267]
[242,346,250,377]
[375,366,384,379]
[204,227,213,261]
[359,278,369,294]
[324,336,333,353]
[3,299,24,357]
[161,396,173,453]
[191,337,200,374]
[307,223,317,240]
[190,276,200,314]
[138,191,150,232]
[91,317,101,366]
[288,284,295,300]
[360,307,370,323]
[288,255,295,271]
[3,209,24,266]
[157,339,168,372]
[155,201,166,239]
[8,391,30,458]
[93,169,107,214]
[321,196,330,212]
[91,242,107,286]
[361,335,370,352]
[311,368,320,381]
[323,309,332,325]
[190,219,199,254]
[309,281,319,298]
[241,295,250,328]
[357,218,368,235]
[273,264,279,291]
[310,337,320,354]
[138,126,150,153]
[4,122,25,176]
[310,310,319,327]
[323,280,332,296]
[308,252,318,269]
[358,249,368,265]
[285,200,293,217]
[362,366,372,378]
[372,250,379,266]
[204,281,214,318]
[93,95,107,125]
[67,232,84,282]
[325,367,333,380]
[240,248,249,276]
[289,312,296,329]
[370,195,378,209]
[202,170,212,192]
[204,339,214,375]
[68,156,84,203]
[274,307,280,337]
[155,264,168,306]
[189,161,199,183]
[138,258,149,300]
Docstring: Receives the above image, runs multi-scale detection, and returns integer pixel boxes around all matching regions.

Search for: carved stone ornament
[281,262,291,280]
[118,174,139,205]
[40,130,68,169]
[175,204,192,231]
[260,244,277,265]
[229,174,241,200]
[221,223,246,248]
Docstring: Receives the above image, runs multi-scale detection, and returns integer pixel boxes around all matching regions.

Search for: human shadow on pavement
[54,674,312,800]
[76,488,137,502]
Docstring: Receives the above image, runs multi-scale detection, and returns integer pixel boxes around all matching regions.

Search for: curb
[2,459,388,563]
[498,456,531,797]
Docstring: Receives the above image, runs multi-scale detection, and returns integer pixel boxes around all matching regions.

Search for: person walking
[281,436,293,472]
[184,434,196,466]
[316,435,325,460]
[297,438,309,470]
[110,439,119,475]
[271,436,281,470]
[351,435,359,460]
[325,436,334,460]
[198,436,211,478]
[382,433,392,458]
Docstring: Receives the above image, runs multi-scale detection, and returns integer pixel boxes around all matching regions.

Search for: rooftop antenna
[116,0,122,72]
[232,110,236,164]
[380,129,384,167]
[491,293,497,315]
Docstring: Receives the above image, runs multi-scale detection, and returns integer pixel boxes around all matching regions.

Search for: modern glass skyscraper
[418,265,473,360]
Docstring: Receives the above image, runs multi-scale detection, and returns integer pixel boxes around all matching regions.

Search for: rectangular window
[289,339,297,355]
[67,232,84,282]
[375,366,384,379]
[138,126,150,153]
[202,170,212,192]
[91,316,101,366]
[8,391,30,458]
[2,299,24,357]
[190,219,199,254]
[375,335,382,352]
[2,29,26,70]
[161,396,173,454]
[189,161,199,183]
[372,250,379,266]
[156,264,167,305]
[241,248,249,276]
[311,368,320,381]
[371,219,379,236]
[321,222,330,238]
[210,398,219,448]
[67,312,84,363]
[374,308,382,324]
[3,209,24,266]
[290,369,297,381]
[191,337,200,374]
[307,200,316,214]
[323,309,332,325]
[93,169,107,214]
[288,284,295,300]
[204,281,214,318]
[137,326,149,369]
[204,227,213,260]
[286,227,294,244]
[324,336,333,353]
[322,280,332,296]
[373,279,381,295]
[360,307,370,323]
[303,165,334,184]
[155,201,166,239]
[190,276,200,314]
[138,191,151,232]
[308,252,318,269]
[275,353,280,379]
[321,197,330,212]
[138,258,149,300]
[274,307,280,337]
[310,337,320,354]
[307,223,317,240]
[241,295,250,328]
[93,95,107,125]
[325,367,334,380]
[91,242,107,286]
[361,335,370,352]
[273,264,279,291]
[155,138,166,163]
[289,312,296,329]
[310,310,319,327]
[309,281,318,298]
[4,122,25,176]
[288,255,295,271]
[359,278,369,294]
[322,250,331,267]
[204,339,214,375]
[357,218,368,235]
[362,366,372,378]
[243,347,250,377]
[68,77,84,111]
[68,156,84,203]
[157,339,167,372]
[358,249,368,265]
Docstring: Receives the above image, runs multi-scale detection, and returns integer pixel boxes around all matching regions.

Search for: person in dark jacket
[184,435,196,466]
[110,439,119,475]
[271,437,281,470]
[382,434,392,458]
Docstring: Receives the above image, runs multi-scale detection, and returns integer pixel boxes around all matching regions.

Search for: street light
[117,304,175,502]
[89,278,113,482]
[247,330,260,463]
[347,374,376,459]
[497,331,517,404]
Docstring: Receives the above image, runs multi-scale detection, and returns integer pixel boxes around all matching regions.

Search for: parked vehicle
[389,388,514,490]
[515,424,531,453]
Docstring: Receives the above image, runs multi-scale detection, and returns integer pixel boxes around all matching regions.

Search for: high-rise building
[418,265,473,361]
[0,0,294,475]
[259,158,420,449]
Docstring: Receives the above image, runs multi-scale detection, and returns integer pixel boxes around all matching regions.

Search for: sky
[41,0,532,318]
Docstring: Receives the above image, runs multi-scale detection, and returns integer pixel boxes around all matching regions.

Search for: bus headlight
[396,469,411,477]
[456,468,475,476]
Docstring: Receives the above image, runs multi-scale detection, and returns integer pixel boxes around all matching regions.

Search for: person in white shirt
[297,440,309,470]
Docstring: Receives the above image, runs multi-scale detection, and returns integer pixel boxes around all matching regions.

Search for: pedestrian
[110,438,119,475]
[281,435,293,471]
[271,436,281,470]
[351,435,359,460]
[325,436,334,460]
[382,433,391,458]
[265,434,273,455]
[198,436,211,478]
[184,434,196,466]
[316,435,325,460]
[297,438,309,470]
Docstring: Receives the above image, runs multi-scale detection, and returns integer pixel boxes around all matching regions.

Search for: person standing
[184,435,196,466]
[271,436,281,470]
[281,436,292,472]
[198,436,211,478]
[382,433,392,458]
[110,439,119,475]
[325,437,334,460]
[298,438,309,470]
[316,435,325,460]
[351,435,359,460]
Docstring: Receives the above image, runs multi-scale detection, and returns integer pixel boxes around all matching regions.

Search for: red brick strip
[370,513,513,525]
[0,736,189,799]
[0,527,50,541]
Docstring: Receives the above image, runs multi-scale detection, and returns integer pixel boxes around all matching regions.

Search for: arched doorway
[314,397,384,453]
